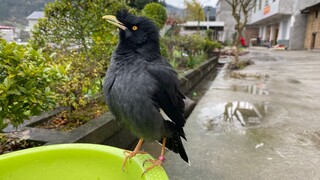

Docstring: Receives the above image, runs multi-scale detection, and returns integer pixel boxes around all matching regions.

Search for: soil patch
[35,100,108,131]
[0,135,43,155]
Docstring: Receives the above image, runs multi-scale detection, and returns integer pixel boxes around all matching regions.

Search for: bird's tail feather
[161,134,189,164]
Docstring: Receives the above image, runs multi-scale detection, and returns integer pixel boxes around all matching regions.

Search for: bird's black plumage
[103,10,188,163]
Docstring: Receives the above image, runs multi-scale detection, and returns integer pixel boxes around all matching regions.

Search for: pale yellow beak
[102,15,127,30]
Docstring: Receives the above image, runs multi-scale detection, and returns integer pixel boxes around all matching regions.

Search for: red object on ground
[240,37,245,47]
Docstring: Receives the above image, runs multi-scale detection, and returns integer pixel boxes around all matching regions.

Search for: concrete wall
[286,0,319,50]
[278,0,295,14]
[251,0,280,24]
[0,29,15,42]
[304,7,320,49]
[289,13,308,50]
[277,16,291,47]
[216,0,236,43]
[277,40,290,47]
[251,0,320,49]
[244,26,259,46]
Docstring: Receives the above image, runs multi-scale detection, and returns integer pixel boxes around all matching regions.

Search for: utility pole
[206,7,210,30]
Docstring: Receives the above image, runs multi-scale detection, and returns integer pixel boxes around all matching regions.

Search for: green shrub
[160,39,169,58]
[203,39,222,54]
[0,39,67,131]
[31,0,133,70]
[53,51,103,110]
[142,3,167,29]
[206,29,214,40]
[162,34,208,69]
[30,0,134,114]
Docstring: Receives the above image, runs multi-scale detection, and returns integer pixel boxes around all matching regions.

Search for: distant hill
[165,4,185,18]
[0,0,53,26]
[0,1,188,26]
[165,4,217,21]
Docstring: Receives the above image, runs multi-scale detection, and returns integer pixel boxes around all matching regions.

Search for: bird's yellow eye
[132,26,138,31]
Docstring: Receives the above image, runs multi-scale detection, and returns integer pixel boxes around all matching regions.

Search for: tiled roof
[26,11,44,20]
[0,25,15,29]
[301,2,320,13]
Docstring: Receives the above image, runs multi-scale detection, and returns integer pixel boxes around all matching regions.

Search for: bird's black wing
[146,58,186,138]
[147,58,189,163]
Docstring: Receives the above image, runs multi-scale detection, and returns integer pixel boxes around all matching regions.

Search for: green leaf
[29,96,37,103]
[7,89,21,95]
[17,86,28,93]
[3,77,13,89]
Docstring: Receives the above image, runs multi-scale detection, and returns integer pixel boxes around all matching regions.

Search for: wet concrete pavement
[162,48,320,179]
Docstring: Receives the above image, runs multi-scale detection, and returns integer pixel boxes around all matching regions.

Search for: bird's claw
[142,156,165,176]
[122,150,148,172]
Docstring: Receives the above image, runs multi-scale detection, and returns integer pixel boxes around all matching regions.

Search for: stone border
[4,57,218,148]
[179,57,218,93]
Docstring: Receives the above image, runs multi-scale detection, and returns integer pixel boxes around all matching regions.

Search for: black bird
[103,10,189,173]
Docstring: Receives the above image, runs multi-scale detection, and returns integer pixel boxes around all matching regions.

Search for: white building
[250,0,320,49]
[215,0,235,43]
[178,21,224,40]
[0,26,16,42]
[26,11,44,34]
[216,0,257,45]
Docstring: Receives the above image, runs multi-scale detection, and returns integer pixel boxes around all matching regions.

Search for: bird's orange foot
[122,150,147,171]
[142,155,166,176]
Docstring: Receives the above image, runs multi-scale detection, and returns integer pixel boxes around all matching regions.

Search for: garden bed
[2,56,219,153]
[0,135,44,155]
[35,100,108,132]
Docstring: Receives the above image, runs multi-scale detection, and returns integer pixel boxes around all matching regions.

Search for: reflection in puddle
[232,83,269,95]
[201,101,269,131]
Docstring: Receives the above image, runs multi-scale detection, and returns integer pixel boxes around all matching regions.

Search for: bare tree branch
[224,0,256,63]
[224,0,233,6]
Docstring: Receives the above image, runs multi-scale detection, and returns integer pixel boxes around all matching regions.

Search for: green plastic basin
[0,143,168,180]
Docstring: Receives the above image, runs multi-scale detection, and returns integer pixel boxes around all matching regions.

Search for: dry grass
[228,59,254,70]
[229,72,263,79]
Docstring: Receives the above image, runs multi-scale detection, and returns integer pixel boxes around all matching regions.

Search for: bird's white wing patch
[159,108,175,124]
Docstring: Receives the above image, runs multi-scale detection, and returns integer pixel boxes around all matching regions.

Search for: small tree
[31,0,132,66]
[30,0,134,112]
[142,2,167,29]
[0,39,67,131]
[126,0,163,11]
[225,0,256,63]
[165,15,184,37]
[184,0,205,31]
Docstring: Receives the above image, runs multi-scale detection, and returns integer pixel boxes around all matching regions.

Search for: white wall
[26,19,38,32]
[251,0,280,24]
[0,29,14,42]
[261,26,267,40]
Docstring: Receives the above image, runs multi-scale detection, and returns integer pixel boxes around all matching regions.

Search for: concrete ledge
[5,57,218,148]
[179,57,218,93]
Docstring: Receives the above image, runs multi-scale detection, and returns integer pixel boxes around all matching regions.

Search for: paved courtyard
[162,48,320,179]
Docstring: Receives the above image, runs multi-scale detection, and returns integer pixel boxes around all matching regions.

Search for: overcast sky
[165,0,218,8]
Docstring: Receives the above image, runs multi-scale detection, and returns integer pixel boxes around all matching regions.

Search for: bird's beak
[103,15,127,30]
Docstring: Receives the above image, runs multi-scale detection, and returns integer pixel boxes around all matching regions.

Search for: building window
[265,0,269,6]
[315,10,319,18]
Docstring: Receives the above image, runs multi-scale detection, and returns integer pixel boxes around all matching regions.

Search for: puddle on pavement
[200,101,270,132]
[295,131,320,151]
[287,78,301,84]
[231,83,269,95]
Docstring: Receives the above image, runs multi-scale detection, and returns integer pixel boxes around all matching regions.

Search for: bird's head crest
[103,9,159,48]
